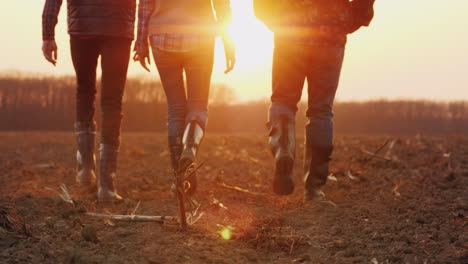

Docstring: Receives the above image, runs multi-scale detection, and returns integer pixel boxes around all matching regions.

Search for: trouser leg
[173,40,214,195]
[183,39,214,130]
[70,37,99,124]
[303,45,344,200]
[96,37,132,202]
[152,47,186,171]
[100,37,132,147]
[268,41,306,195]
[70,37,100,187]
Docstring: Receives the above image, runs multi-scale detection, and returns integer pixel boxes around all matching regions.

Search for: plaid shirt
[150,34,213,53]
[135,0,231,54]
[42,0,63,40]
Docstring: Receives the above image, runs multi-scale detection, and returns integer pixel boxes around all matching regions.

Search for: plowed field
[1,132,467,263]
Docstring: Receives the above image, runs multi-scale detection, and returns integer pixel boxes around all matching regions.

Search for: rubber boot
[268,115,295,195]
[168,136,183,171]
[75,122,97,186]
[303,145,333,201]
[179,120,204,196]
[97,144,123,202]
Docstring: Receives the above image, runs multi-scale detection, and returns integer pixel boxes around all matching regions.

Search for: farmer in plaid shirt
[134,0,235,196]
[42,0,136,203]
[254,0,375,201]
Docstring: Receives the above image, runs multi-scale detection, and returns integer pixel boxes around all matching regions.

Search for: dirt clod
[80,225,98,243]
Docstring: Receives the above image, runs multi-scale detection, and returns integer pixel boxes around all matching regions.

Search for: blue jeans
[151,40,214,138]
[268,40,345,147]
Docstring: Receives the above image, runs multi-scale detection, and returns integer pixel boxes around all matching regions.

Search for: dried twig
[327,174,338,182]
[217,182,262,196]
[187,211,205,226]
[392,179,402,197]
[289,236,296,256]
[346,170,357,181]
[360,149,392,161]
[45,184,74,205]
[320,200,337,208]
[443,152,453,171]
[384,140,397,159]
[131,201,141,215]
[0,202,31,237]
[374,139,391,156]
[85,213,176,223]
[360,139,393,165]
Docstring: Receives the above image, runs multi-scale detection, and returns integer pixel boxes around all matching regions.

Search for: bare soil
[0,132,467,263]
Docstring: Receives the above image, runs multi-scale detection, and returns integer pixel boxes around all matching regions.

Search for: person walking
[134,0,235,196]
[254,0,375,201]
[41,0,136,202]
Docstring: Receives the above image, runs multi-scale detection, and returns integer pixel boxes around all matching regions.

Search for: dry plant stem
[86,213,176,223]
[384,139,396,159]
[360,149,392,161]
[373,139,391,157]
[45,184,74,205]
[217,182,261,196]
[345,139,391,174]
[174,168,187,229]
[361,139,392,164]
[176,185,187,229]
[131,201,141,215]
[289,238,296,256]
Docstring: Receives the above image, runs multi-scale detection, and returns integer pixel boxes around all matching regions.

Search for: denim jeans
[268,40,345,147]
[70,36,132,147]
[151,40,215,139]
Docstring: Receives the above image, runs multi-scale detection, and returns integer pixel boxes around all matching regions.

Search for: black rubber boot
[268,115,296,195]
[75,122,97,186]
[168,136,183,171]
[303,145,333,201]
[97,144,123,202]
[179,120,204,196]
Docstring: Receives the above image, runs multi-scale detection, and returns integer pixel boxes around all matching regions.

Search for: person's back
[66,0,136,38]
[254,0,374,46]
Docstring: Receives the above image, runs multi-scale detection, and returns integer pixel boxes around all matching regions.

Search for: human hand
[133,44,151,72]
[42,40,58,66]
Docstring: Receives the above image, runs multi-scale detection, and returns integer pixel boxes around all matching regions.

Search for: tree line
[0,75,467,135]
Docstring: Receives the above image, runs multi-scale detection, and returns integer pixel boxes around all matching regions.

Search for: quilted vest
[67,0,136,39]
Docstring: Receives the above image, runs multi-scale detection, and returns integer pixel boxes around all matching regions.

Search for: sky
[1,0,467,102]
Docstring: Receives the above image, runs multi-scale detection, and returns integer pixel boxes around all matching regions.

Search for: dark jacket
[254,0,374,36]
[67,0,136,39]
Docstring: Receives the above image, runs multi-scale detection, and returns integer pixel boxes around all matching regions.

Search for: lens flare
[220,228,232,240]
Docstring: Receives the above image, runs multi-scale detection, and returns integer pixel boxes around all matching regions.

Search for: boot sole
[273,156,295,195]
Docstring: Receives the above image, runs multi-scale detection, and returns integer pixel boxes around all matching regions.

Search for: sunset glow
[228,1,273,69]
[0,1,467,101]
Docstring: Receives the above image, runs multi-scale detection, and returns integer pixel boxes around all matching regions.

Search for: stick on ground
[217,183,262,196]
[85,213,176,223]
